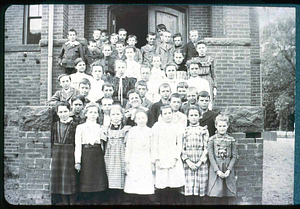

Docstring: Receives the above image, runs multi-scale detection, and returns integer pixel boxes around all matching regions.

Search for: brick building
[4,4,264,205]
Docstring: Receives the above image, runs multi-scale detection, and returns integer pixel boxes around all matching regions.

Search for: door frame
[107,5,189,39]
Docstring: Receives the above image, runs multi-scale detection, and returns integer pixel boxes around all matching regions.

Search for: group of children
[49,24,237,205]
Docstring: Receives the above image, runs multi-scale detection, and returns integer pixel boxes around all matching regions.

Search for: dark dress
[51,121,77,195]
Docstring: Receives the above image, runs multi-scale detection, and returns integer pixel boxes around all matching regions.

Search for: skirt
[79,145,108,192]
[51,144,76,194]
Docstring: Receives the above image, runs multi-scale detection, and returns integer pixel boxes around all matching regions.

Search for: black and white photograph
[3,4,295,205]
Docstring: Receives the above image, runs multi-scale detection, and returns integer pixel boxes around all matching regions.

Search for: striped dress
[181,124,209,196]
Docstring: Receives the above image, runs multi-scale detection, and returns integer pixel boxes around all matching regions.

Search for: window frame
[23,5,42,45]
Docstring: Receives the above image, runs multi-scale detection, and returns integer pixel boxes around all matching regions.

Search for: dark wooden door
[148,6,187,44]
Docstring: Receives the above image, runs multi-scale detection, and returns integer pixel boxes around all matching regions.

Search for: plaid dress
[181,124,209,196]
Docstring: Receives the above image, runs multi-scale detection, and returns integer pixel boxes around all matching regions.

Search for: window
[24,5,42,44]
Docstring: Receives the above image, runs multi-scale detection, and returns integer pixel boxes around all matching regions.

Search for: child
[152,105,185,205]
[88,65,104,103]
[58,29,85,75]
[118,28,127,43]
[69,95,86,125]
[177,81,188,103]
[207,113,237,205]
[155,24,167,46]
[174,48,188,80]
[96,82,115,105]
[124,46,141,79]
[181,106,210,205]
[70,58,93,90]
[100,30,110,46]
[186,59,211,98]
[164,62,182,94]
[104,104,131,205]
[51,101,78,205]
[156,30,175,69]
[110,33,119,50]
[173,33,183,49]
[198,91,218,137]
[195,41,217,105]
[127,34,143,64]
[183,30,199,62]
[98,97,114,127]
[149,83,171,127]
[124,109,155,205]
[78,78,92,104]
[47,74,79,106]
[92,43,116,82]
[111,59,137,107]
[86,40,103,68]
[135,80,153,109]
[180,86,199,114]
[92,29,102,48]
[141,32,157,65]
[75,103,108,205]
[111,41,126,61]
[149,55,166,81]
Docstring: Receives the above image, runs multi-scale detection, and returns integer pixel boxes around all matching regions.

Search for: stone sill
[5,45,41,52]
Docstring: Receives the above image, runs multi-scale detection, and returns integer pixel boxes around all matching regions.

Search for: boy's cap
[74,58,85,66]
[57,74,70,82]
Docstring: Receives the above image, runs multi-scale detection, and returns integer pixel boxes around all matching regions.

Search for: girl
[70,58,93,90]
[124,109,155,205]
[152,105,185,205]
[88,65,105,103]
[104,105,131,204]
[181,106,209,205]
[173,49,187,80]
[69,95,86,125]
[207,113,237,205]
[149,55,166,81]
[74,103,108,205]
[50,101,77,205]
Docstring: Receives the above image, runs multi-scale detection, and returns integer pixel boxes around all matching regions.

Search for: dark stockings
[108,189,123,205]
[159,187,179,205]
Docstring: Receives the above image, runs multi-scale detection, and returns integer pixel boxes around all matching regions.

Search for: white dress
[152,121,185,189]
[88,78,104,102]
[125,60,141,79]
[124,126,155,194]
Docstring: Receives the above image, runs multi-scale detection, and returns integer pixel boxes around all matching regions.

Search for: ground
[4,137,295,205]
[262,137,294,205]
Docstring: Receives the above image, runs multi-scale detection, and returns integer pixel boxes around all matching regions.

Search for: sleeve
[227,138,237,171]
[210,58,217,88]
[182,43,188,62]
[58,45,65,59]
[141,46,145,63]
[207,136,219,172]
[79,44,85,60]
[200,128,210,163]
[150,130,156,163]
[175,132,183,160]
[74,125,83,164]
[51,122,57,156]
[204,79,211,98]
[48,90,61,103]
[168,45,175,63]
[155,45,160,56]
[124,129,133,163]
[181,130,189,162]
[137,49,143,64]
[151,124,159,161]
[94,48,104,59]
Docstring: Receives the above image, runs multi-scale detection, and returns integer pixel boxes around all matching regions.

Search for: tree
[261,15,295,131]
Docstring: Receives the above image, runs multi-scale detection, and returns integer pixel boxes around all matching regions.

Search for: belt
[83,144,101,148]
[198,73,209,76]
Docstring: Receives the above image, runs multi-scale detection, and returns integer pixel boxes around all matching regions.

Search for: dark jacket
[182,41,199,62]
[200,110,218,137]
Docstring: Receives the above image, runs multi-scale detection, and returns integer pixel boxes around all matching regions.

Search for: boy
[85,40,104,67]
[47,74,79,106]
[96,82,115,105]
[149,83,171,127]
[173,33,183,49]
[155,24,167,46]
[78,78,92,104]
[135,80,153,109]
[110,33,119,50]
[100,30,110,46]
[89,65,104,103]
[111,41,126,61]
[124,46,141,79]
[198,91,217,137]
[58,29,84,75]
[98,97,114,127]
[183,30,199,62]
[118,28,127,43]
[92,29,102,48]
[156,30,175,69]
[180,86,199,114]
[177,81,188,103]
[141,32,156,65]
[127,34,143,64]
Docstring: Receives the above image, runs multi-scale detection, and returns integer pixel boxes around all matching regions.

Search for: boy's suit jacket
[48,87,79,104]
[156,43,175,69]
[142,97,153,110]
[200,110,218,137]
[141,44,156,65]
[182,41,199,62]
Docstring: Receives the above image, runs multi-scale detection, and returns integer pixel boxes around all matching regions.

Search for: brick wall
[68,5,85,38]
[211,6,224,38]
[5,5,24,45]
[189,6,211,38]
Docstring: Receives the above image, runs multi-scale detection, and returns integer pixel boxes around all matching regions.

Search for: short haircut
[140,63,151,70]
[118,28,127,34]
[74,57,85,66]
[177,81,189,90]
[124,46,136,53]
[151,54,162,62]
[147,32,156,39]
[186,105,201,116]
[196,40,206,48]
[102,82,115,91]
[68,29,77,35]
[187,86,198,94]
[159,104,172,115]
[165,62,178,71]
[215,113,230,126]
[115,41,125,46]
[89,40,97,45]
[56,101,70,112]
[93,28,101,33]
[169,93,182,102]
[163,30,171,35]
[114,59,127,68]
[101,30,109,36]
[198,90,211,99]
[158,83,171,94]
[189,30,198,35]
[78,78,91,88]
[186,59,201,69]
[127,34,138,42]
[156,24,167,31]
[58,74,71,82]
[110,33,118,38]
[173,33,182,39]
[174,48,185,57]
[127,89,140,100]
[71,94,85,105]
[135,80,148,90]
[101,43,112,51]
[84,102,100,115]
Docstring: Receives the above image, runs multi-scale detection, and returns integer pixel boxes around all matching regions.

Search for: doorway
[109,5,148,48]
